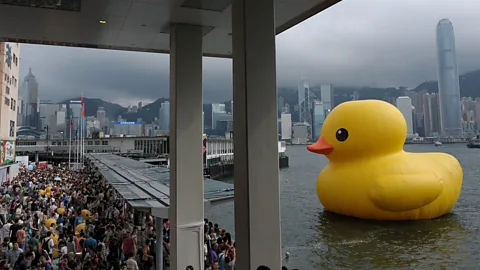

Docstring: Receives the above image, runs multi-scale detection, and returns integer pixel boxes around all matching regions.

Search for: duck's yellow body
[307,100,463,220]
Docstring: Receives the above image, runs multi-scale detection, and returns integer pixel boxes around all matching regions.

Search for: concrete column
[169,23,204,270]
[232,0,282,269]
[35,152,39,163]
[155,217,164,270]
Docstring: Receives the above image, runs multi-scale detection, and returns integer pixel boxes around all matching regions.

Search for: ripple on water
[207,144,480,269]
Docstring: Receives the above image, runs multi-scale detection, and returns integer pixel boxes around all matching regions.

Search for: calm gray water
[206,144,480,269]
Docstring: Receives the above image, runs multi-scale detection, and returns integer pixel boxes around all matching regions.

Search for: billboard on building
[0,140,16,165]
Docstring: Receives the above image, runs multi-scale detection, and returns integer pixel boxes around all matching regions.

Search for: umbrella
[54,177,62,181]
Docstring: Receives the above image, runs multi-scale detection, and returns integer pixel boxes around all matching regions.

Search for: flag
[70,116,74,129]
[80,94,85,117]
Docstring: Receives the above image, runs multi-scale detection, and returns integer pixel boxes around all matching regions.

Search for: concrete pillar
[169,23,204,270]
[155,217,164,270]
[232,0,282,269]
[35,152,39,163]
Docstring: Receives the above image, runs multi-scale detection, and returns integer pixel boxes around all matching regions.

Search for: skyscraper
[159,101,170,132]
[312,101,325,139]
[96,107,106,132]
[423,93,442,137]
[320,84,334,113]
[436,19,462,137]
[298,80,312,139]
[396,96,413,137]
[22,68,39,129]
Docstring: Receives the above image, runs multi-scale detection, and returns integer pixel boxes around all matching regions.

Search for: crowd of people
[203,218,236,270]
[0,160,296,270]
[0,163,171,270]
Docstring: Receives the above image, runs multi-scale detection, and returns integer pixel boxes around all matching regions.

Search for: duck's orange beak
[307,136,334,155]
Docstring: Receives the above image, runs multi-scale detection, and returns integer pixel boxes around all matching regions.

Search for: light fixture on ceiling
[99,20,107,24]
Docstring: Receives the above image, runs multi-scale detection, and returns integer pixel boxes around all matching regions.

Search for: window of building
[95,141,100,145]
[12,76,16,87]
[88,141,93,145]
[4,97,9,106]
[12,100,15,111]
[5,86,9,95]
[10,98,13,110]
[102,141,108,145]
[4,74,7,81]
[9,121,14,137]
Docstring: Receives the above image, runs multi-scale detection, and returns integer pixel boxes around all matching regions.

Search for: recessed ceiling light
[99,20,107,24]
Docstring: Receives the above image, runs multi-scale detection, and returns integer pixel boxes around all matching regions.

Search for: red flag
[70,116,74,129]
[80,94,85,117]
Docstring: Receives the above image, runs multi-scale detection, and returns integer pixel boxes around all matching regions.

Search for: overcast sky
[19,0,480,106]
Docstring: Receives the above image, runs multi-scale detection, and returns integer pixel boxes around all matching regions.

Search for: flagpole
[81,116,84,165]
[81,93,85,166]
[76,119,79,165]
[68,116,72,169]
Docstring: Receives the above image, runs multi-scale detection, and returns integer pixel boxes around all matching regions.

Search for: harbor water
[206,144,480,269]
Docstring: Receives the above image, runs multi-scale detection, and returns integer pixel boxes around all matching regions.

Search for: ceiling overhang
[0,0,341,58]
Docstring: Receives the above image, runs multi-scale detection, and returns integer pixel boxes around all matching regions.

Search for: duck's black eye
[336,128,349,142]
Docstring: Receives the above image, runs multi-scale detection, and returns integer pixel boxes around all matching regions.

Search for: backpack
[42,238,51,253]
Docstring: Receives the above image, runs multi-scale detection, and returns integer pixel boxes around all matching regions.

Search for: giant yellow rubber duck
[307,100,463,220]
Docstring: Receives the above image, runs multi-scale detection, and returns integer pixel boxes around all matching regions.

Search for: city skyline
[18,0,480,106]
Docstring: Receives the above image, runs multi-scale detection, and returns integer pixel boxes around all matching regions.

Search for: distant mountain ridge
[62,68,480,123]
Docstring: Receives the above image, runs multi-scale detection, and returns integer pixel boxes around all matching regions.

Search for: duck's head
[307,100,407,162]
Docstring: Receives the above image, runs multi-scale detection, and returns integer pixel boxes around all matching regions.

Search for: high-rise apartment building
[396,96,413,137]
[22,68,39,129]
[0,42,20,176]
[436,19,462,137]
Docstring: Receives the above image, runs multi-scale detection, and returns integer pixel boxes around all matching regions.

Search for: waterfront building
[423,93,442,137]
[0,42,20,180]
[292,122,309,144]
[278,96,284,114]
[320,84,334,112]
[436,19,462,137]
[158,101,170,132]
[298,80,312,139]
[396,96,414,137]
[39,100,60,131]
[312,101,325,139]
[475,101,480,131]
[280,113,292,140]
[113,121,142,136]
[96,107,106,132]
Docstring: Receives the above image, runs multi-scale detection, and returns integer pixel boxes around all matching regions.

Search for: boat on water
[467,141,480,149]
[434,141,443,147]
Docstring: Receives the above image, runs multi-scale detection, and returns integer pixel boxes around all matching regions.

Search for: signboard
[0,140,16,165]
[70,100,81,103]
[15,156,29,166]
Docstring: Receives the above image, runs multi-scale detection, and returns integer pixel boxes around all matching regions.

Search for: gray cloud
[19,0,480,105]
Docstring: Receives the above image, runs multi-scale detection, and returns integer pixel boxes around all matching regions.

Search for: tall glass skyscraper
[436,19,462,137]
[22,68,39,129]
[313,101,325,139]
